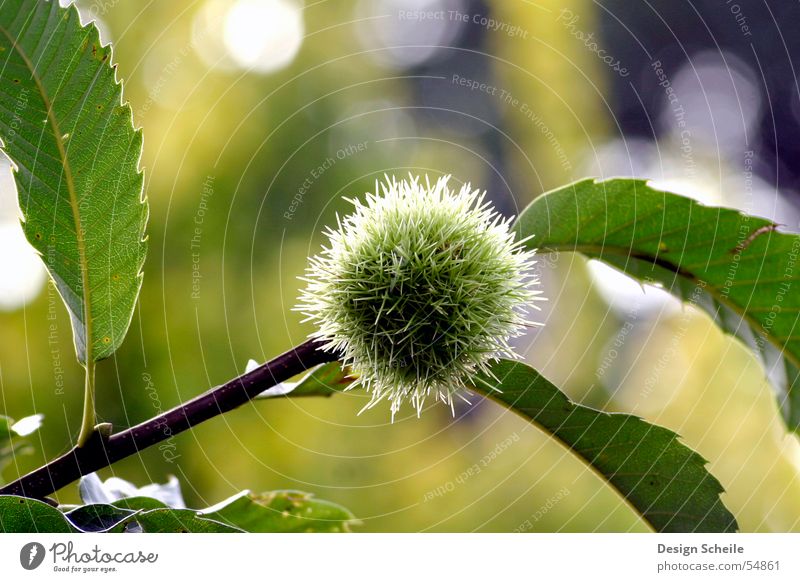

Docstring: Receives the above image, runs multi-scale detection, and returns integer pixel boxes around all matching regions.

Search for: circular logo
[19,542,45,570]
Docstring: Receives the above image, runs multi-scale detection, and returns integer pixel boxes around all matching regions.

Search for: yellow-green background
[1,0,798,532]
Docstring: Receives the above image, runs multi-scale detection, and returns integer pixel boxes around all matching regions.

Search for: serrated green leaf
[515,178,800,429]
[0,495,75,532]
[472,360,737,532]
[1,495,242,533]
[0,0,147,364]
[200,490,357,532]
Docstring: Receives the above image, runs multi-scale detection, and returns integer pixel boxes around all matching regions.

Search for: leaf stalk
[76,360,96,447]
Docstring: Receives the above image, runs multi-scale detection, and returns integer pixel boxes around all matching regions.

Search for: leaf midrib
[0,14,93,363]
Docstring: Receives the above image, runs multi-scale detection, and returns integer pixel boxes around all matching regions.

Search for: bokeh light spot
[223,0,304,74]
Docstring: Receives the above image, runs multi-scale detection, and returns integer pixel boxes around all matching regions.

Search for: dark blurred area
[1,0,799,531]
[600,0,800,193]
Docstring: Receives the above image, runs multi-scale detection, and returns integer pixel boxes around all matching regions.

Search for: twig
[0,339,334,500]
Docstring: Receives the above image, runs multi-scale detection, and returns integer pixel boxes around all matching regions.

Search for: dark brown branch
[0,339,335,500]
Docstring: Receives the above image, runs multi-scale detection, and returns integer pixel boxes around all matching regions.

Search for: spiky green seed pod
[296,175,542,418]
